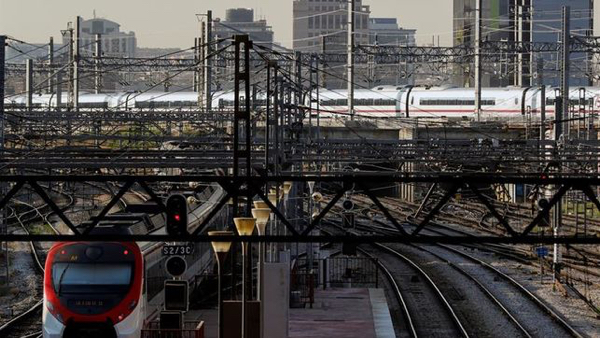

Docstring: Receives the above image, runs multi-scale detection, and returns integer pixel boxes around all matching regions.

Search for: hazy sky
[0,0,453,48]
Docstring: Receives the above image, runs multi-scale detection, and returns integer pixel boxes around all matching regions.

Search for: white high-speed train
[5,85,598,120]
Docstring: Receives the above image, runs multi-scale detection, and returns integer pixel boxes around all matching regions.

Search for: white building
[62,17,137,58]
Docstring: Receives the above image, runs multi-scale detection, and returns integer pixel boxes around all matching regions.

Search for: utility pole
[233,34,252,338]
[536,57,544,86]
[56,70,62,110]
[0,35,5,140]
[73,16,80,111]
[94,34,102,94]
[266,60,277,176]
[559,6,570,140]
[295,51,302,127]
[515,0,532,86]
[193,37,198,93]
[367,53,375,88]
[198,35,203,95]
[309,55,318,141]
[204,10,213,111]
[553,5,570,284]
[233,35,252,215]
[66,26,73,109]
[524,0,532,86]
[347,0,355,120]
[47,37,54,94]
[474,0,482,122]
[321,36,328,88]
[540,85,546,141]
[0,35,7,285]
[25,59,33,111]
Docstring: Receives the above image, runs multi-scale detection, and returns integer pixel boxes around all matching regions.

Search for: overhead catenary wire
[0,41,233,171]
[3,38,228,100]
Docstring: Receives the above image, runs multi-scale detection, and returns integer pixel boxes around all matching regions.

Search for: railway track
[324,221,469,338]
[0,180,157,337]
[321,191,593,336]
[320,225,417,337]
[352,219,585,338]
[356,247,418,338]
[0,183,77,338]
[352,222,533,337]
[365,242,470,337]
[352,192,600,313]
[0,200,56,338]
[358,193,600,281]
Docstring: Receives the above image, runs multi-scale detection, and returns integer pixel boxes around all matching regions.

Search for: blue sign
[536,246,549,257]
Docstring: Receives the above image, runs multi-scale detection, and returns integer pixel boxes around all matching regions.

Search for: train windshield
[52,263,133,294]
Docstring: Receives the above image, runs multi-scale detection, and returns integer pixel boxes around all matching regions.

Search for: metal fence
[141,321,205,338]
[325,256,378,288]
[291,256,378,307]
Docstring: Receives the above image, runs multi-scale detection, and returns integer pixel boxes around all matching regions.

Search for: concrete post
[25,59,33,110]
[26,59,33,111]
[74,16,80,111]
[347,0,355,120]
[94,34,102,94]
[553,6,570,283]
[204,10,213,111]
[474,0,482,122]
[47,37,54,94]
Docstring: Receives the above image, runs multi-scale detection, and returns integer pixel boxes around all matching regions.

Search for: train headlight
[46,300,64,324]
[114,299,138,324]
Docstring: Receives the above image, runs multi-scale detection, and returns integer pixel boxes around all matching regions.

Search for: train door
[397,86,413,118]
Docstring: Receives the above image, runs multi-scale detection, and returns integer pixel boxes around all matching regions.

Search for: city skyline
[0,0,452,48]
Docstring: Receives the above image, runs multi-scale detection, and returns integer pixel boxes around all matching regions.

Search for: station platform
[290,288,395,338]
[186,288,394,338]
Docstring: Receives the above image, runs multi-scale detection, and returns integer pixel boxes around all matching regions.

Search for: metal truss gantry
[0,174,598,244]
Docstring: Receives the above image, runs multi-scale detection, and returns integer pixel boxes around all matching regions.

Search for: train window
[52,263,133,293]
[545,98,593,106]
[80,102,108,108]
[420,98,495,106]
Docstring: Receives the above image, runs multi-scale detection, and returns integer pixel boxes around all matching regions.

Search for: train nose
[63,321,117,338]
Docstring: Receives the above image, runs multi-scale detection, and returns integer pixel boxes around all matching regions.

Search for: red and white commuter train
[5,85,599,120]
[42,185,226,338]
[43,241,144,338]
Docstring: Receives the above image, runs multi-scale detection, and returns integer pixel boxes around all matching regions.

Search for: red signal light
[123,250,129,255]
[60,250,66,255]
[174,214,181,222]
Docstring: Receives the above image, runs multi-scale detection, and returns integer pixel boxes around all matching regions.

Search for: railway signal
[165,256,187,277]
[342,199,354,211]
[164,280,189,312]
[166,194,189,235]
[343,241,357,256]
[537,198,551,227]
